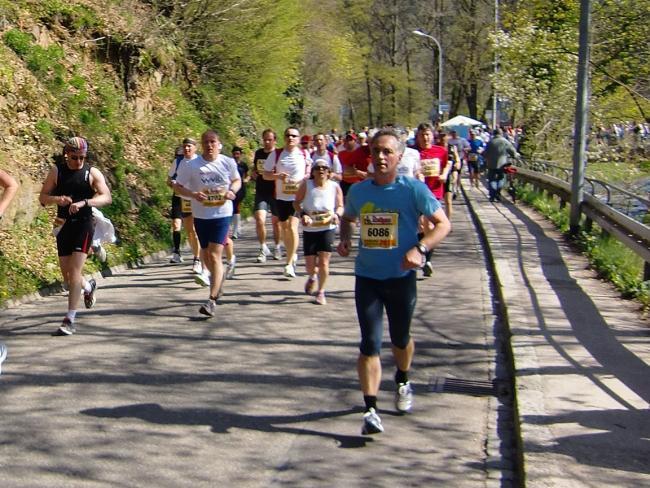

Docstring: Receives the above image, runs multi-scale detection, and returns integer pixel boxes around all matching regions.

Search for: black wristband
[415,243,428,255]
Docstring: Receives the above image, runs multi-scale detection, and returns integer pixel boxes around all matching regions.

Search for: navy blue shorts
[355,272,417,356]
[193,217,232,249]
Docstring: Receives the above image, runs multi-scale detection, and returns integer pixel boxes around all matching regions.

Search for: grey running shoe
[199,300,217,317]
[170,252,183,264]
[0,342,7,375]
[226,256,236,279]
[395,382,414,413]
[57,318,76,336]
[361,408,384,435]
[84,279,97,309]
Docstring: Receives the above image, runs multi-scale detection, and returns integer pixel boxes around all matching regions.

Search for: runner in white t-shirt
[175,130,241,317]
[263,127,312,278]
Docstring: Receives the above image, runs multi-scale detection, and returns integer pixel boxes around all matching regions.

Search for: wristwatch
[414,243,428,255]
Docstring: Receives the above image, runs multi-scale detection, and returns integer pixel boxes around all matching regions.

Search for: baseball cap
[182,137,197,145]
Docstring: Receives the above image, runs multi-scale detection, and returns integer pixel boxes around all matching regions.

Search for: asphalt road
[0,195,512,487]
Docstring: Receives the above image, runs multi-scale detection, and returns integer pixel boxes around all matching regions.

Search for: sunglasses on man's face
[285,133,300,138]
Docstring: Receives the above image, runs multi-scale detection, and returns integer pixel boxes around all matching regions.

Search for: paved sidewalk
[0,199,515,487]
[464,182,650,487]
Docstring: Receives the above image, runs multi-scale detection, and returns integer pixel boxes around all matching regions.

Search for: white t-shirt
[176,154,239,219]
[311,150,342,175]
[169,154,198,199]
[263,148,312,201]
[368,147,421,178]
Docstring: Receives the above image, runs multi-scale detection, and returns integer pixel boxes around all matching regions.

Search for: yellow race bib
[360,212,398,249]
[181,199,192,213]
[203,187,227,207]
[256,159,265,172]
[282,180,300,195]
[309,211,333,227]
[421,158,440,177]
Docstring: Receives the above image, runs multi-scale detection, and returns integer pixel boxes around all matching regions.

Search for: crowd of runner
[0,123,518,435]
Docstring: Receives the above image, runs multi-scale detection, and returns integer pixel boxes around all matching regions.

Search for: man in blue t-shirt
[337,128,451,435]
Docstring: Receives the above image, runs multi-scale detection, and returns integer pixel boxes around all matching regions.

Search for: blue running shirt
[344,176,441,280]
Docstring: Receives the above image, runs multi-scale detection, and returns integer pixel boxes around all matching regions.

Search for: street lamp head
[412,29,428,38]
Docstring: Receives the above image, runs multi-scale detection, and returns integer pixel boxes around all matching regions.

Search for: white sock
[66,310,77,322]
[81,281,91,294]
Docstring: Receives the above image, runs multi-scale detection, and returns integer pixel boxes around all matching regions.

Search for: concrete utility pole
[569,0,592,236]
[412,30,443,121]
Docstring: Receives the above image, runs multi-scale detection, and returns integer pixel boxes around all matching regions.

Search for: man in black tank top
[251,129,283,263]
[39,137,112,336]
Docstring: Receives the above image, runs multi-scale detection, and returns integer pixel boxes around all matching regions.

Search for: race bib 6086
[360,212,398,249]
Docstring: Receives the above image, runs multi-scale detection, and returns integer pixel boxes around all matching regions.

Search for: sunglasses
[314,166,329,171]
[285,133,300,138]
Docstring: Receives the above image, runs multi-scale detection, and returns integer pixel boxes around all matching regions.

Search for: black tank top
[55,162,94,221]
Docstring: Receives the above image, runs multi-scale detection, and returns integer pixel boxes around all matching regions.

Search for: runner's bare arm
[227,177,241,199]
[402,208,450,270]
[39,167,71,207]
[0,169,19,216]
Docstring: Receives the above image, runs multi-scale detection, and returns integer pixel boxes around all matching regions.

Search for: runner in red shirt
[414,122,449,277]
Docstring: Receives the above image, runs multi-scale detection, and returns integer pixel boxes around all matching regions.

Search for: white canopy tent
[441,115,482,127]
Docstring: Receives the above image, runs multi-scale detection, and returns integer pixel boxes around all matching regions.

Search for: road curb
[460,182,525,487]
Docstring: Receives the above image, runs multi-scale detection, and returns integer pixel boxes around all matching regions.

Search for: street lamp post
[412,29,443,120]
[492,0,499,130]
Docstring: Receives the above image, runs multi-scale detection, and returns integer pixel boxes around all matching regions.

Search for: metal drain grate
[429,376,499,397]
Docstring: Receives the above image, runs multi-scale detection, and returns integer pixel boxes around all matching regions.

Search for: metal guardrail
[517,159,650,223]
[512,164,650,276]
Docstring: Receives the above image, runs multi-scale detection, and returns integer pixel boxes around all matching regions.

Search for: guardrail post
[584,217,593,232]
[645,262,650,282]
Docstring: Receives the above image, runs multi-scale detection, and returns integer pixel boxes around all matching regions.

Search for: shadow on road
[81,403,371,448]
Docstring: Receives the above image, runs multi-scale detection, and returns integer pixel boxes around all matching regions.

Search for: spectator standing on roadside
[484,128,518,202]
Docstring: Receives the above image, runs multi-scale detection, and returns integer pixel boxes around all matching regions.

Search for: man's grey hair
[370,128,405,154]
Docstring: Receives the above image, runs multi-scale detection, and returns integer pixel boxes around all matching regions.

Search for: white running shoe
[395,381,414,413]
[256,249,267,263]
[93,244,107,263]
[283,263,296,278]
[0,342,7,375]
[195,272,210,287]
[273,245,283,261]
[199,299,217,317]
[262,243,271,256]
[192,259,202,275]
[226,256,236,279]
[170,252,183,264]
[361,408,384,435]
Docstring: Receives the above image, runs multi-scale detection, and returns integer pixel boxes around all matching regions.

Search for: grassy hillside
[0,1,218,304]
